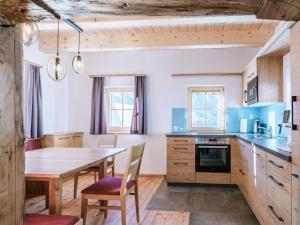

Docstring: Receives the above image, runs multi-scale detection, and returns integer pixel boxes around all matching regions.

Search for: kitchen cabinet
[42,132,84,148]
[230,138,240,184]
[292,165,299,225]
[167,137,195,183]
[243,55,283,105]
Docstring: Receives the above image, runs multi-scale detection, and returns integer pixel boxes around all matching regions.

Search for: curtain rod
[171,73,242,77]
[23,59,43,68]
[89,74,146,78]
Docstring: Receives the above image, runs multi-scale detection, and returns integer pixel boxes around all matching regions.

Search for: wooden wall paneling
[0,25,24,225]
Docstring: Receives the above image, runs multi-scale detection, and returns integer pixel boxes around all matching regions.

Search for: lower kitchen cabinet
[42,131,84,148]
[196,172,230,184]
[230,138,240,184]
[292,165,299,225]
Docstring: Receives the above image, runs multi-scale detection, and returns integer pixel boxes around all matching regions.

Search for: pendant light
[22,22,40,46]
[47,20,67,81]
[72,31,84,75]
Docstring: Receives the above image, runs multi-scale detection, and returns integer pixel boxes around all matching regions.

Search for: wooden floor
[25,174,189,225]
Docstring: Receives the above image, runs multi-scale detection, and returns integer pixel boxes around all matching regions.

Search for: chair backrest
[120,143,145,195]
[97,134,118,148]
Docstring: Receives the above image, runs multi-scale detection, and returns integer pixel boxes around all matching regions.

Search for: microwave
[247,77,258,105]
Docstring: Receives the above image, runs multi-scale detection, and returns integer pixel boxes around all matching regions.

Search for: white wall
[64,48,258,174]
[23,43,69,133]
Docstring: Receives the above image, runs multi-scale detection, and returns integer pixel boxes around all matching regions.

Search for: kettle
[253,119,260,134]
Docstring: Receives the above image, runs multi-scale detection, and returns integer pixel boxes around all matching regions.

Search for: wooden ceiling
[38,17,279,52]
[1,0,300,26]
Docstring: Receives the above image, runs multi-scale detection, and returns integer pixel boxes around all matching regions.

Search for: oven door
[195,145,230,173]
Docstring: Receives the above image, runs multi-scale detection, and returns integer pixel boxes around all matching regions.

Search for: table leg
[48,178,62,214]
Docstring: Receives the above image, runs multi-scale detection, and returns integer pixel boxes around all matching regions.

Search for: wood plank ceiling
[1,0,300,26]
[38,17,279,52]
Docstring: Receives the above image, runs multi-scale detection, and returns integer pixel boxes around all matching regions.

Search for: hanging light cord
[78,32,81,55]
[56,19,60,56]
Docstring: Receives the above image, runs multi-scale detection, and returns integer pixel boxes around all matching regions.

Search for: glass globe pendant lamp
[22,22,40,46]
[72,32,84,76]
[47,20,67,81]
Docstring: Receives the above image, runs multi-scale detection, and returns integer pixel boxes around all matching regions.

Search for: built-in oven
[195,137,231,173]
[247,76,258,105]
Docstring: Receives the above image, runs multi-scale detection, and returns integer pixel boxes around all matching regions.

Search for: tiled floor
[146,181,259,225]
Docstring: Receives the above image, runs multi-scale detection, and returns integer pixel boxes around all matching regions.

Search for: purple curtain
[130,76,147,134]
[26,65,43,138]
[90,77,107,134]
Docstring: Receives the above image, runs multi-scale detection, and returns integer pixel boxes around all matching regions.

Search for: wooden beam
[2,0,300,26]
[39,28,274,52]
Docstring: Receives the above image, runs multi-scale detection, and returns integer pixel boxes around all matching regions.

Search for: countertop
[166,132,292,162]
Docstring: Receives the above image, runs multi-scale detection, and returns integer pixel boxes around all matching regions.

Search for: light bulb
[72,54,84,76]
[47,55,67,81]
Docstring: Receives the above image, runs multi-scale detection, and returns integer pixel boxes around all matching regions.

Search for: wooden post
[0,25,24,225]
[290,21,300,225]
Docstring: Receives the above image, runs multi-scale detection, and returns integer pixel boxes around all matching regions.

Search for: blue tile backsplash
[171,103,286,136]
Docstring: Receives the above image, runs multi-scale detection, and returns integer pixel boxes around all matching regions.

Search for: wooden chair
[81,143,145,225]
[73,134,118,199]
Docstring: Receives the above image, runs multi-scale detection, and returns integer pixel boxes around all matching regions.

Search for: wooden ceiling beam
[2,0,300,26]
[38,28,274,52]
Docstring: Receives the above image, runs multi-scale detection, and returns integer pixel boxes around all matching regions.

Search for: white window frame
[187,86,225,131]
[106,86,134,134]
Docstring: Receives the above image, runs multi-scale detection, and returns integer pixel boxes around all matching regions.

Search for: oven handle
[197,146,229,149]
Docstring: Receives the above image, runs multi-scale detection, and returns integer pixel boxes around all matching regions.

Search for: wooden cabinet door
[71,134,83,147]
[292,165,299,225]
[54,135,71,147]
[230,138,240,184]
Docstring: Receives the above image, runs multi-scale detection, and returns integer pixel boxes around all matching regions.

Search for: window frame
[187,86,225,131]
[106,86,135,134]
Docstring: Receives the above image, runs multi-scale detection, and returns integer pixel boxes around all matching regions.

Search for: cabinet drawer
[267,153,291,180]
[167,145,195,160]
[292,165,299,225]
[266,196,291,225]
[71,135,83,147]
[54,135,71,147]
[167,171,195,183]
[196,172,230,184]
[167,137,195,145]
[266,169,291,215]
[167,159,195,171]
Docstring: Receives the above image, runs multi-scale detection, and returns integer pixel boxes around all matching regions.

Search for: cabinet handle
[174,147,188,150]
[268,175,284,187]
[268,160,284,169]
[256,153,260,156]
[239,169,245,175]
[58,137,70,140]
[292,96,299,131]
[268,205,284,222]
[174,140,188,142]
[72,135,82,138]
[292,173,299,179]
[174,162,188,166]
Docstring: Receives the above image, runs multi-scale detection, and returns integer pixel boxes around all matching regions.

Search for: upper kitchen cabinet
[243,55,283,106]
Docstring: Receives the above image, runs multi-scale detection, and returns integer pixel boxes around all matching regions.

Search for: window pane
[123,110,133,127]
[206,92,220,109]
[206,110,220,127]
[110,110,122,127]
[111,93,122,109]
[123,92,134,109]
[192,110,205,127]
[192,92,205,109]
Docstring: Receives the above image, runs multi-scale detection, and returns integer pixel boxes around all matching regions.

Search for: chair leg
[112,164,115,177]
[74,173,79,199]
[81,196,87,225]
[120,198,126,225]
[103,200,108,219]
[94,172,97,182]
[134,185,140,223]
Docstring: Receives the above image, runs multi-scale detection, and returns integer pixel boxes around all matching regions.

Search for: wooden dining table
[25,147,127,215]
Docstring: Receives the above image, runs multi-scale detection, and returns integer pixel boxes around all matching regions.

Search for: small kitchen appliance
[253,119,260,134]
[240,118,248,133]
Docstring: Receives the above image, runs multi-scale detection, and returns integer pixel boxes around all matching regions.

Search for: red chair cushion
[25,214,79,225]
[81,176,135,195]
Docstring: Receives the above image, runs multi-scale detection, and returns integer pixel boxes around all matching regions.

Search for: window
[106,87,134,133]
[187,86,225,131]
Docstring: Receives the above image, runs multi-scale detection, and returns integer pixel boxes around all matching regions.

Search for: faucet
[258,125,273,138]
